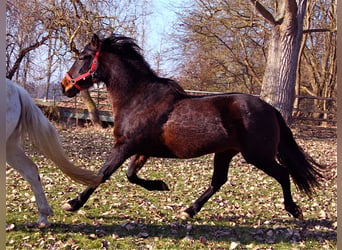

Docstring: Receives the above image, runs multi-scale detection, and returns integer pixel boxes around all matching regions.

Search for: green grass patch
[6,127,337,249]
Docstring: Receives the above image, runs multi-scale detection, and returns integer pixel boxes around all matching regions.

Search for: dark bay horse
[61,34,324,220]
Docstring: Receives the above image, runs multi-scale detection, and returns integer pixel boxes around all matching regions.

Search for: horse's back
[162,93,279,158]
[189,93,279,130]
[167,93,277,134]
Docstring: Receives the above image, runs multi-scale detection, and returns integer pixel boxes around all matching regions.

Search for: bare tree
[249,0,306,123]
[174,0,267,93]
[175,0,335,123]
[252,0,336,123]
[6,1,53,81]
[7,0,152,127]
[298,0,336,122]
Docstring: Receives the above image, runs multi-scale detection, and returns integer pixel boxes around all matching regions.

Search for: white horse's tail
[17,86,102,187]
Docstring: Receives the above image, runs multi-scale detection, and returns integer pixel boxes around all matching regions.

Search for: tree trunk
[68,40,103,128]
[80,90,104,127]
[256,0,306,123]
[45,38,53,100]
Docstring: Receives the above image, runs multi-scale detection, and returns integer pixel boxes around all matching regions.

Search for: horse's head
[61,34,102,97]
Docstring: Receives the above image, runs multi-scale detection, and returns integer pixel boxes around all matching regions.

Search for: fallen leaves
[6,125,337,249]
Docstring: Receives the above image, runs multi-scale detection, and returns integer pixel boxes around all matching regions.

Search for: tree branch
[286,0,298,14]
[303,28,337,34]
[249,0,277,25]
[68,24,81,56]
[7,35,50,80]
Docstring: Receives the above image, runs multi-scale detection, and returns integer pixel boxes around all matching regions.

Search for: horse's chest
[113,110,167,146]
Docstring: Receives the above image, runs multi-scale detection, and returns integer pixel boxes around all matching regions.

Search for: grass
[6,126,337,249]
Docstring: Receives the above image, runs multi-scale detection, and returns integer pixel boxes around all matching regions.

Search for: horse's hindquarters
[6,80,21,141]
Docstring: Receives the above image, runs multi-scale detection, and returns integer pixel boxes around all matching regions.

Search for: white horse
[6,79,102,228]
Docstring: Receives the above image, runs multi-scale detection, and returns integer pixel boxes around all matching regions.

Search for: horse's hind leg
[183,150,238,218]
[244,156,303,220]
[126,155,169,191]
[6,142,53,228]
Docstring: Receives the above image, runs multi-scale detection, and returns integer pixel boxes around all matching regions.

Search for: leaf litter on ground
[6,124,336,249]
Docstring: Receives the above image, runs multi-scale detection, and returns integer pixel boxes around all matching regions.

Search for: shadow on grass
[10,217,336,245]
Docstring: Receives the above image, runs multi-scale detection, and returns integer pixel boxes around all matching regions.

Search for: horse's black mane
[100,34,186,95]
[101,34,157,78]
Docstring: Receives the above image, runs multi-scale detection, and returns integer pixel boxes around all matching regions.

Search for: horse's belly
[162,120,235,158]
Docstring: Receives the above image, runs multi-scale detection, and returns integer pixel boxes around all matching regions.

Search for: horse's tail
[275,110,325,197]
[17,85,102,187]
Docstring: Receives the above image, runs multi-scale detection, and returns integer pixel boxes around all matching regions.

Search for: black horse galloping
[61,34,324,220]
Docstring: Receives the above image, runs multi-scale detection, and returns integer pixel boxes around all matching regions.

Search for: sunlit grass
[6,126,337,249]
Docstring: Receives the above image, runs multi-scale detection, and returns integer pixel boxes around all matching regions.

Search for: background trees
[6,0,150,97]
[6,0,151,126]
[173,0,267,93]
[6,0,336,124]
[254,0,307,122]
[174,0,336,123]
[298,0,336,122]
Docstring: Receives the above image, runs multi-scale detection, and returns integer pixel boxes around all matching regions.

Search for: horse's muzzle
[61,78,79,98]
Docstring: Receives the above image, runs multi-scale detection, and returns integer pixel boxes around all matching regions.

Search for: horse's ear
[91,34,100,49]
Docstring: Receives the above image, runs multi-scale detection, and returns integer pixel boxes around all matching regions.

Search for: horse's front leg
[126,155,169,191]
[62,146,130,212]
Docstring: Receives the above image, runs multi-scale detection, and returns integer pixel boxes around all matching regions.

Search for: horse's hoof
[6,223,15,231]
[146,180,170,191]
[61,202,73,211]
[160,182,170,191]
[37,221,50,229]
[61,199,83,212]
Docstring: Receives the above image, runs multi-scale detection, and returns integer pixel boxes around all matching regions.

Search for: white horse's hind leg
[6,135,53,228]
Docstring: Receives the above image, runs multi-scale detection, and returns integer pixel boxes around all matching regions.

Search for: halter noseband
[65,43,102,91]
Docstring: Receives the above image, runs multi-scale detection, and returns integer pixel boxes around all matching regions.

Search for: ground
[6,124,337,249]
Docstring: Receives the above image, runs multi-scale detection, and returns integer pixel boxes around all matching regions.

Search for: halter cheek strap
[65,43,102,91]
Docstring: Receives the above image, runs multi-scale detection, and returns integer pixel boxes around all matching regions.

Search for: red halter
[65,43,102,91]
